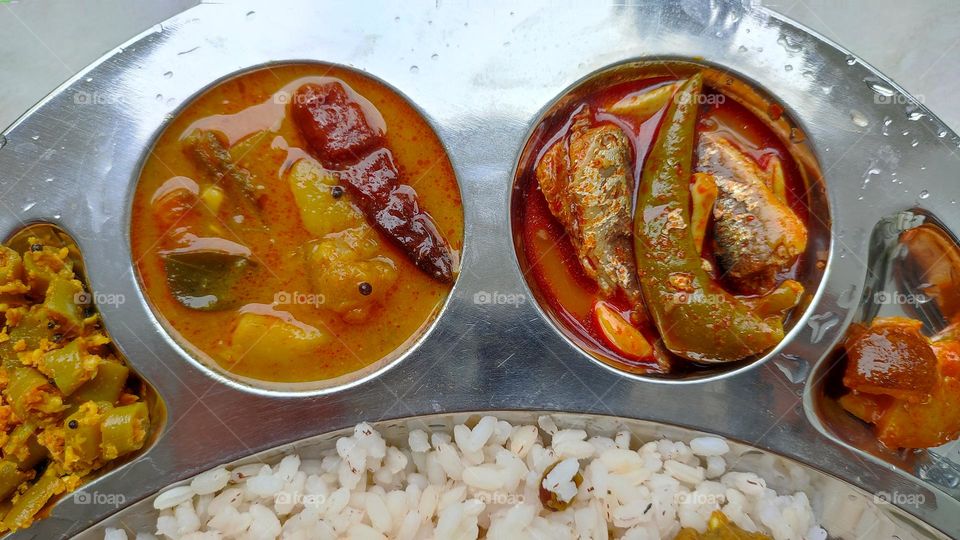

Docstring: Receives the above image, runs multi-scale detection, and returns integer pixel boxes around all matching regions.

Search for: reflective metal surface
[0,0,957,537]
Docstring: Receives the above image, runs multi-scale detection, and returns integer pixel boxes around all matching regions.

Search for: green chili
[633,74,783,362]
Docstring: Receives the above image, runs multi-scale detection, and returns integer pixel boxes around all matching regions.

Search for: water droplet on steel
[864,76,894,97]
[807,312,839,344]
[837,284,859,309]
[777,35,803,53]
[773,354,809,384]
[850,109,869,128]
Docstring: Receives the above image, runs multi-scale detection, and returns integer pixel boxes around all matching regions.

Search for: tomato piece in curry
[131,64,463,385]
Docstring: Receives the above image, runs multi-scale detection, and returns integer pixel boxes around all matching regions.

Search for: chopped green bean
[100,402,149,460]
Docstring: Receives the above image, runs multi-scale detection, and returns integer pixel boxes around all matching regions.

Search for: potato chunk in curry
[289,158,399,323]
[229,309,330,366]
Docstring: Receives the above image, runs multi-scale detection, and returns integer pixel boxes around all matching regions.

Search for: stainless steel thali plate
[0,0,958,537]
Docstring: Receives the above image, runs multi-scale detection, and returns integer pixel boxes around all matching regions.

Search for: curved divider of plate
[0,224,167,529]
[806,212,960,496]
[73,412,947,539]
[0,0,959,538]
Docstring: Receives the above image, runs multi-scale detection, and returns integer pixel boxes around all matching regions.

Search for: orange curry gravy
[132,64,463,384]
[516,77,808,375]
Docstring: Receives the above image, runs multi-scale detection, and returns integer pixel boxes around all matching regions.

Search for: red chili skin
[341,149,454,282]
[291,82,383,163]
[292,83,455,283]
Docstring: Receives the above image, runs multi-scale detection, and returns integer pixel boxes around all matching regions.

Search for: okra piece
[63,404,104,469]
[42,278,84,329]
[11,437,47,472]
[1,422,39,467]
[22,245,72,297]
[633,74,783,362]
[0,461,29,501]
[5,367,64,419]
[68,360,129,405]
[42,339,98,396]
[2,467,63,531]
[0,311,56,363]
[100,401,149,459]
[0,246,23,287]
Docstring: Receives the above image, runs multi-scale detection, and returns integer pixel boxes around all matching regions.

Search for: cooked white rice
[105,416,827,540]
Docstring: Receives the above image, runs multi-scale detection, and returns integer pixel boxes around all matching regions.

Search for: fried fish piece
[536,112,641,305]
[697,134,807,293]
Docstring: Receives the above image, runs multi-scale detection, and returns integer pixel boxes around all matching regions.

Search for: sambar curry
[131,64,463,384]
